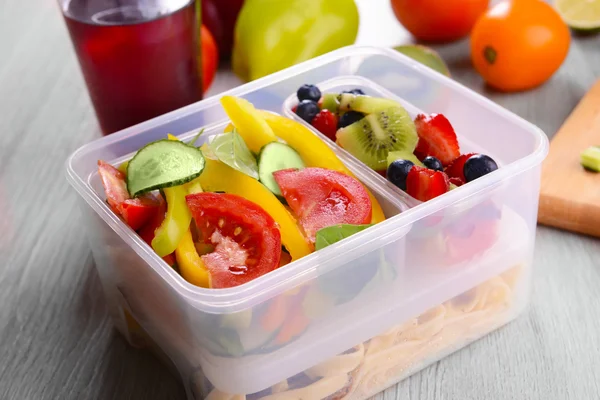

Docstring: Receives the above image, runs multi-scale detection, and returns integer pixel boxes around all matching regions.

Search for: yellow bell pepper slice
[151,134,195,257]
[163,134,211,287]
[220,96,278,153]
[258,111,386,224]
[151,185,192,257]
[198,149,312,261]
[175,229,211,288]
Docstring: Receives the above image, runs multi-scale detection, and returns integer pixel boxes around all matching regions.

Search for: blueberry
[463,154,498,182]
[297,84,321,102]
[422,156,443,171]
[343,88,365,95]
[295,100,320,123]
[387,159,414,190]
[338,111,364,129]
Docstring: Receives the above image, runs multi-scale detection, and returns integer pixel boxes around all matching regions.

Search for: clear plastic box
[66,46,548,400]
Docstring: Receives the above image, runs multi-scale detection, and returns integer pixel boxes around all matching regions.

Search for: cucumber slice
[126,139,205,197]
[581,146,600,172]
[258,142,305,196]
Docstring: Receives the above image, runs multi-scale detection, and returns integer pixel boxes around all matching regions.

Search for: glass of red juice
[59,0,203,135]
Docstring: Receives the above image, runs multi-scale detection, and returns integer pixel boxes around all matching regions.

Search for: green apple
[232,0,359,82]
[394,45,451,77]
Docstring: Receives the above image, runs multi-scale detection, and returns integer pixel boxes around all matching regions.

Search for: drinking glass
[59,0,203,135]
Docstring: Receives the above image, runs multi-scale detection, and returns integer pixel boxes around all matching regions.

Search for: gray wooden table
[1,0,599,399]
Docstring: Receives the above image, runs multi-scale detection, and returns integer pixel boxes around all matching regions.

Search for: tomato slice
[120,197,161,231]
[273,168,372,243]
[98,160,129,213]
[185,193,281,289]
[98,160,161,230]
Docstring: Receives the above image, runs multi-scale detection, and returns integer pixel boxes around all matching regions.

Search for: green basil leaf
[208,130,259,179]
[189,128,205,147]
[315,224,374,251]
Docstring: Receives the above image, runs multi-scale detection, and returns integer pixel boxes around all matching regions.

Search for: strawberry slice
[449,177,465,187]
[311,109,338,141]
[406,166,450,202]
[445,153,476,183]
[414,114,460,166]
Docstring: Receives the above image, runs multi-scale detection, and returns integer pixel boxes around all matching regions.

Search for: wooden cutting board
[538,79,600,237]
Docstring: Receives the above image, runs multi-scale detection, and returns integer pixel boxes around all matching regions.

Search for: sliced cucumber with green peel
[126,139,205,197]
[258,142,305,196]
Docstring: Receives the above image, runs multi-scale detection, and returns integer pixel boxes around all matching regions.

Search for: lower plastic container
[66,46,548,400]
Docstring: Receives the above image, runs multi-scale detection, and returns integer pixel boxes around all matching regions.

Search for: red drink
[61,1,202,135]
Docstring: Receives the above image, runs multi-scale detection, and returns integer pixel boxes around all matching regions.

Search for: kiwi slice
[336,106,418,171]
[337,93,401,114]
[387,150,424,167]
[321,93,340,114]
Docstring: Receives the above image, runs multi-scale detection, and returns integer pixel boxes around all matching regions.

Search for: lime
[393,45,451,77]
[555,0,600,30]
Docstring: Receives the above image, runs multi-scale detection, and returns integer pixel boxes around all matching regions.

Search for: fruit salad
[97,96,387,290]
[291,84,499,202]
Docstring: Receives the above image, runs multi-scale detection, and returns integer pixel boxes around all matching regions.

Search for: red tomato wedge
[97,160,161,230]
[97,160,129,213]
[185,193,281,289]
[137,195,175,267]
[138,194,167,245]
[273,168,372,243]
[120,197,161,231]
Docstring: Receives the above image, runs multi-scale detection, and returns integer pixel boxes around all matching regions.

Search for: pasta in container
[192,262,528,400]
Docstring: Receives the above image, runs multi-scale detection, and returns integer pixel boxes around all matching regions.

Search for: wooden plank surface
[538,79,600,236]
[1,0,600,399]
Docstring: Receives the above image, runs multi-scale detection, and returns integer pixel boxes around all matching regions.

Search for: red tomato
[97,160,129,213]
[185,193,281,289]
[138,195,166,245]
[97,160,161,231]
[119,197,161,231]
[273,168,372,243]
[201,25,219,93]
[391,0,489,42]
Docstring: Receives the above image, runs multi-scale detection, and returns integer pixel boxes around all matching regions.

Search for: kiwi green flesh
[336,106,418,171]
[387,150,424,167]
[337,93,401,114]
[321,93,339,114]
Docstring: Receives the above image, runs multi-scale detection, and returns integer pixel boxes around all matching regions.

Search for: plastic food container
[66,46,548,400]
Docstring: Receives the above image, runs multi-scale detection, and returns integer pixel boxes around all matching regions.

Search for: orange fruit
[391,0,490,43]
[470,0,571,92]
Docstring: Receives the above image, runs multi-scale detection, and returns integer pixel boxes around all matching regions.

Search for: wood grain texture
[538,79,600,236]
[1,0,600,399]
